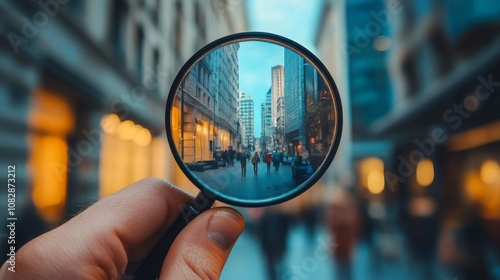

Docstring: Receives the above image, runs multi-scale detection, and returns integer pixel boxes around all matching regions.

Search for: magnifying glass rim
[165,31,343,207]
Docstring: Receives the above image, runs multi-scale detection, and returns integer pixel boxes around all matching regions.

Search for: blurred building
[318,0,500,278]
[0,0,247,236]
[372,2,500,277]
[316,0,393,188]
[315,0,353,182]
[238,91,254,150]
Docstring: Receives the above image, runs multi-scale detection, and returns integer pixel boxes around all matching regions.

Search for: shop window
[99,114,156,197]
[28,88,75,224]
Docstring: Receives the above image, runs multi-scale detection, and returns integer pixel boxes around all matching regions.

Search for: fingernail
[207,210,243,251]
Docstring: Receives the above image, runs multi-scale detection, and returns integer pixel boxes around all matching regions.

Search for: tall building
[284,49,306,154]
[318,1,500,277]
[0,0,247,233]
[315,0,393,183]
[238,91,254,150]
[284,48,332,159]
[271,65,285,150]
[371,0,500,266]
[315,0,353,182]
[209,44,240,151]
[173,43,240,163]
[261,87,272,149]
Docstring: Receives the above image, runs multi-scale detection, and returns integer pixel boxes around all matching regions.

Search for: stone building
[0,0,247,233]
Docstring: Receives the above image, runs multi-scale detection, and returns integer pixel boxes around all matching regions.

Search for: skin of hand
[0,178,245,279]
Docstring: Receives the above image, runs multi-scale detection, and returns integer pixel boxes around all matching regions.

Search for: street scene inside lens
[171,41,336,201]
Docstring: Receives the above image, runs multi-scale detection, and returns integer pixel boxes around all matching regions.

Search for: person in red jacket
[264,150,272,172]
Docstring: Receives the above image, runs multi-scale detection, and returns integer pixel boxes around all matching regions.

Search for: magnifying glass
[134,32,342,279]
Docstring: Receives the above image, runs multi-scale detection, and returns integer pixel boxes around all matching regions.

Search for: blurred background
[1,0,500,279]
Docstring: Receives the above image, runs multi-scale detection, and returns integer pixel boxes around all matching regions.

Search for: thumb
[160,207,245,279]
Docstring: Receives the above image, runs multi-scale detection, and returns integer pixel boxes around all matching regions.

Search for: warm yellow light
[465,171,484,202]
[117,120,137,140]
[30,134,68,224]
[152,137,169,179]
[480,160,500,184]
[359,157,383,182]
[101,114,120,134]
[367,170,385,194]
[448,120,500,151]
[99,117,154,198]
[28,88,75,135]
[134,128,152,146]
[416,159,434,187]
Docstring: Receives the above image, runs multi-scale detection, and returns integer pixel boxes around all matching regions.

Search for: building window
[194,3,206,49]
[111,0,127,62]
[136,25,145,79]
[99,114,155,197]
[174,0,184,56]
[28,88,76,224]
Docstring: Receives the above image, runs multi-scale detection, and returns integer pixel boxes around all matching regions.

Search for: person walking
[265,151,272,172]
[251,152,260,176]
[239,150,247,178]
[272,150,281,172]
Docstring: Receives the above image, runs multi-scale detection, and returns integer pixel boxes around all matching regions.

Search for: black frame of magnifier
[133,32,343,279]
[165,32,343,207]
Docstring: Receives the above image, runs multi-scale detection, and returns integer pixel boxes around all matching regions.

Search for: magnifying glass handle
[132,191,215,279]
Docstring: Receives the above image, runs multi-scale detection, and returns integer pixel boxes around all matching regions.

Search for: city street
[192,161,298,201]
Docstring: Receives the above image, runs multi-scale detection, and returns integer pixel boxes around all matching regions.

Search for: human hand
[0,178,245,279]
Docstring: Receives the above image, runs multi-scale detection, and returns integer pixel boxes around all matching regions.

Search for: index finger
[4,178,194,279]
[71,178,195,261]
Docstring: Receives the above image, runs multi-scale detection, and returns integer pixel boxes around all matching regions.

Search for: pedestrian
[229,149,235,167]
[256,206,291,280]
[239,150,247,178]
[265,151,272,172]
[222,150,228,167]
[251,152,260,176]
[272,150,281,171]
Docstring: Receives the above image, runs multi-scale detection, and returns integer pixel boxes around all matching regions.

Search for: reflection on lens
[169,40,338,202]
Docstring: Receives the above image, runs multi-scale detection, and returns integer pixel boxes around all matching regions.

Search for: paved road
[192,162,298,202]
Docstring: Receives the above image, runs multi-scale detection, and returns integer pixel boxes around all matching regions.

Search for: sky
[238,41,284,133]
[243,0,322,137]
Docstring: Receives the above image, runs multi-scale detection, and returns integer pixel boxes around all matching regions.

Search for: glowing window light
[99,116,153,197]
[359,157,385,194]
[152,137,169,179]
[117,120,138,140]
[416,159,434,187]
[134,128,152,146]
[29,134,68,224]
[480,160,500,184]
[465,171,484,202]
[28,88,74,224]
[367,170,385,194]
[28,88,75,135]
[101,114,120,134]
